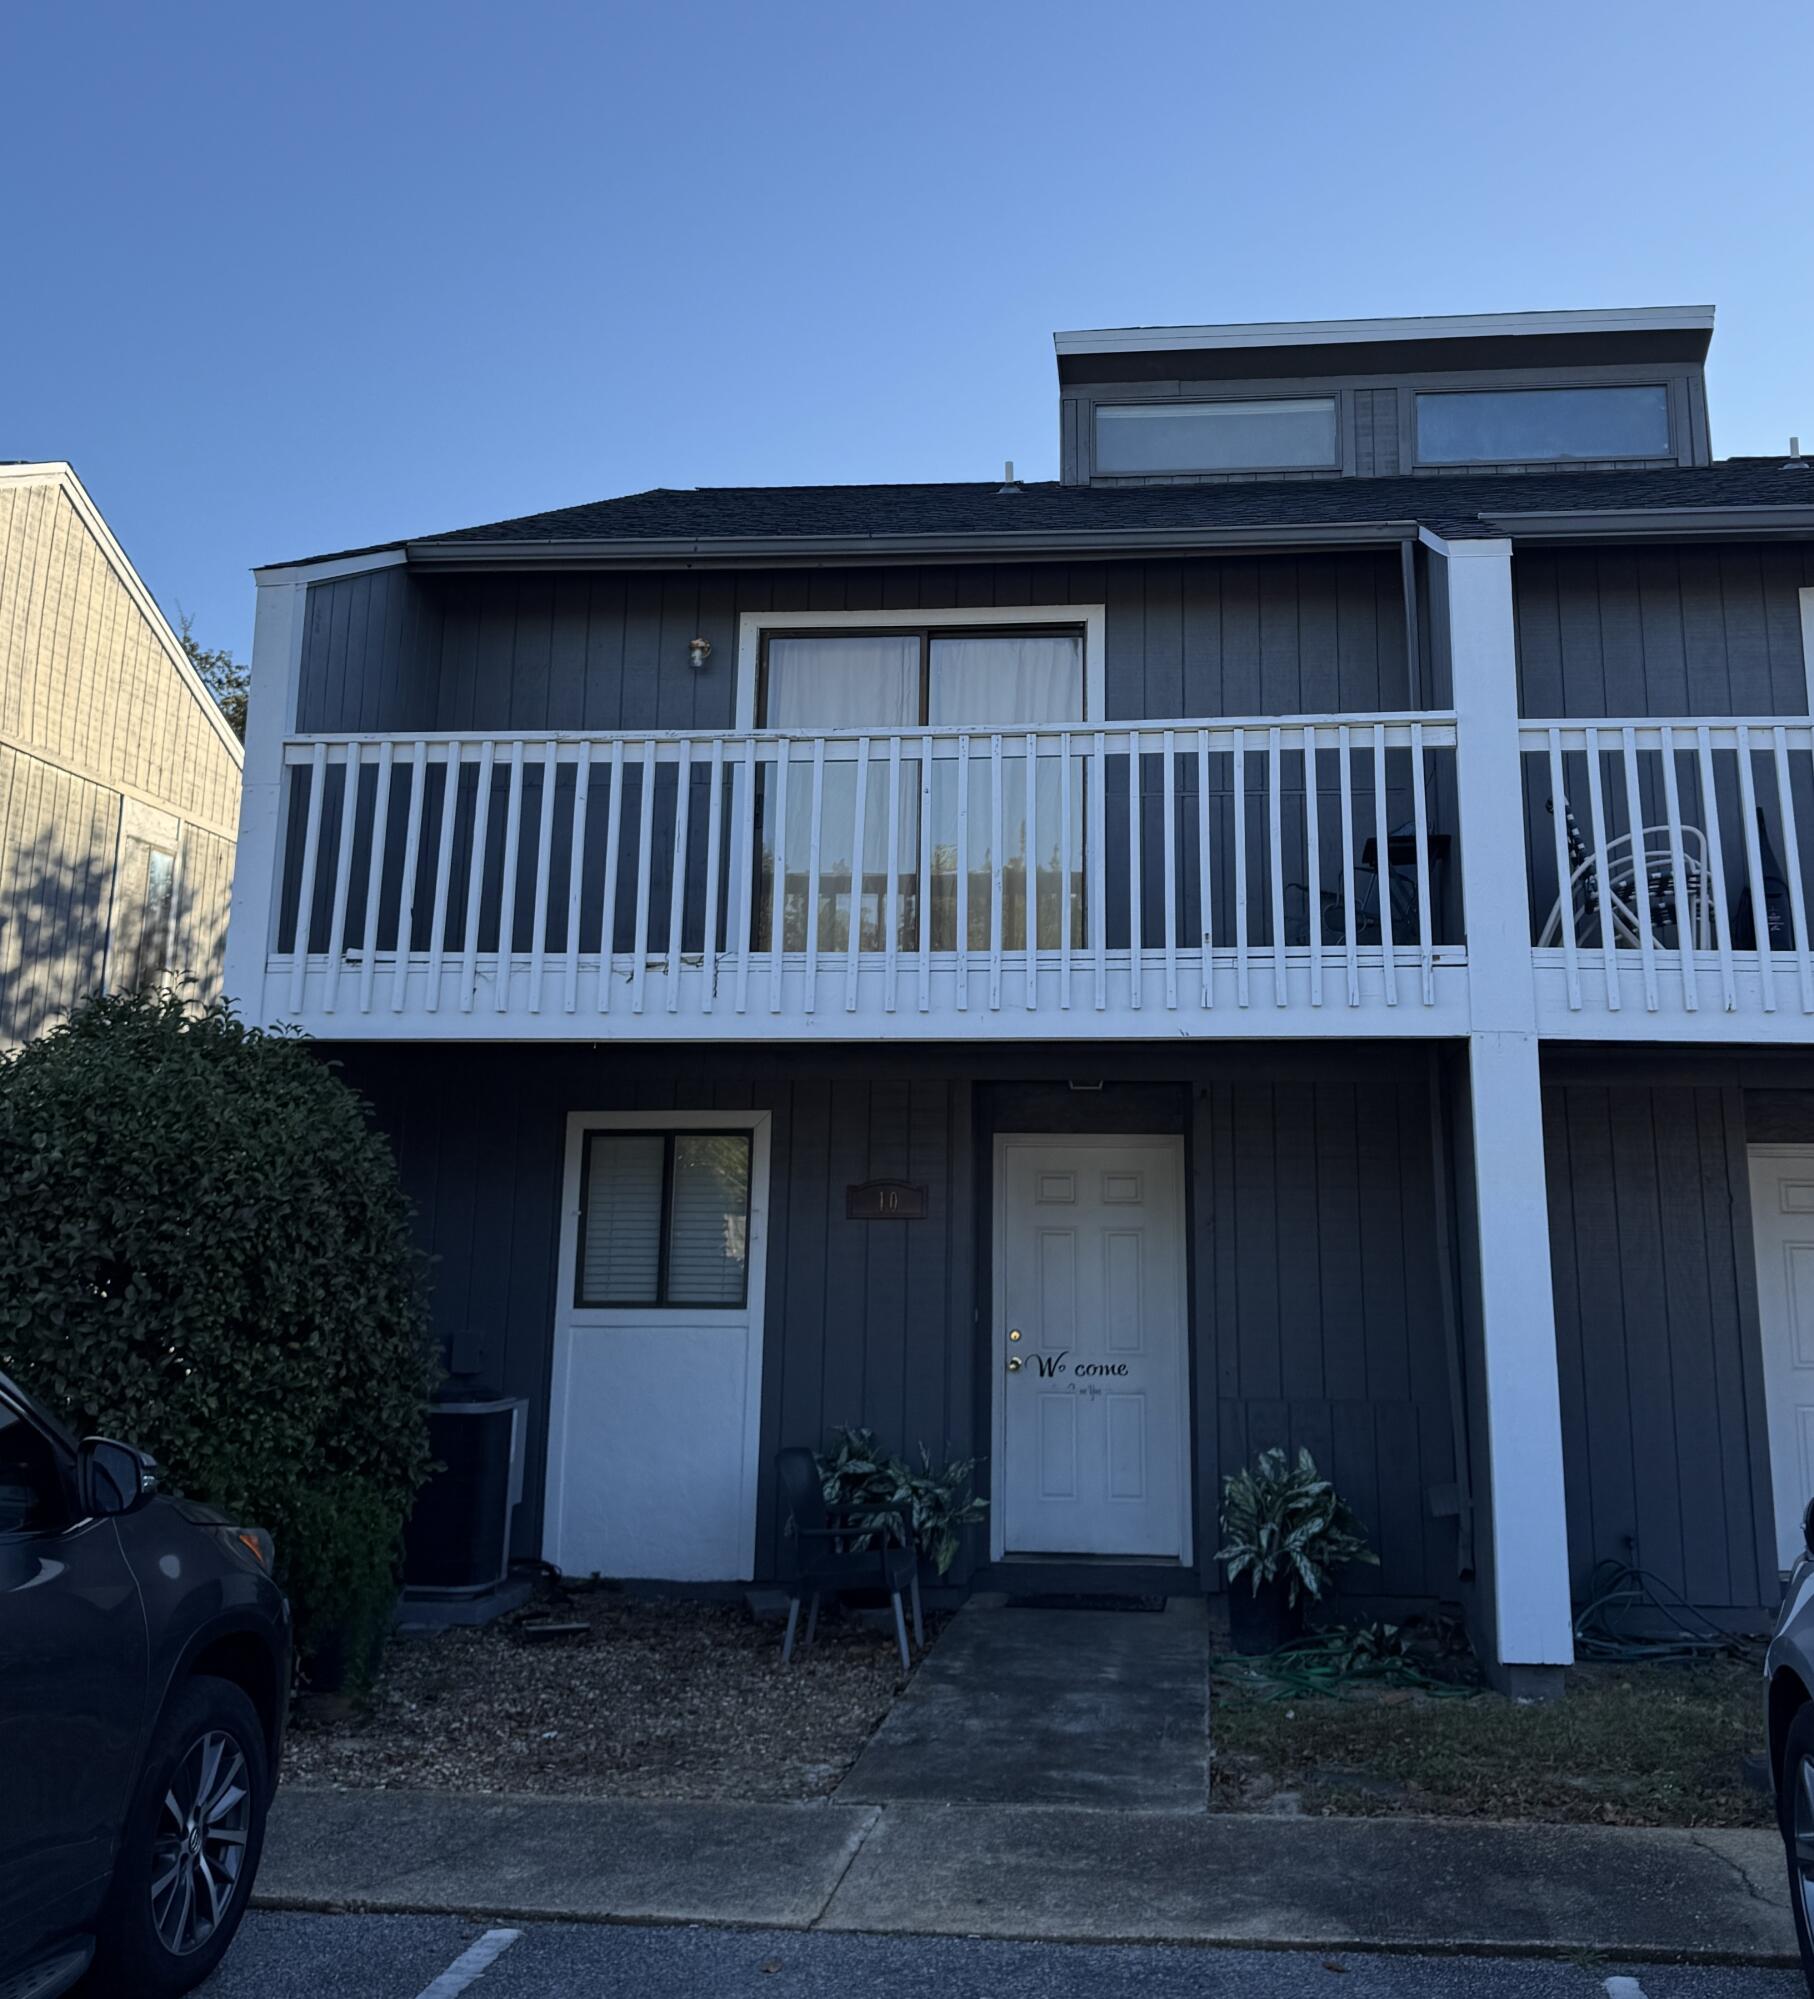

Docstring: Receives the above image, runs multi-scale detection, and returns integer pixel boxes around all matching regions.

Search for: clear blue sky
[8,0,1812,662]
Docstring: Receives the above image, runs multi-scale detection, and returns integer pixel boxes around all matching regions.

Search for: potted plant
[815,1428,986,1578]
[1216,1445,1378,1654]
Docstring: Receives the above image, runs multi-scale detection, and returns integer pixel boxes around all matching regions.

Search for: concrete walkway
[256,1602,1799,1962]
[256,1787,1799,1962]
[837,1596,1209,1810]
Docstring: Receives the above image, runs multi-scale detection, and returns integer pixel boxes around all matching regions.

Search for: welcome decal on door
[1030,1351,1133,1379]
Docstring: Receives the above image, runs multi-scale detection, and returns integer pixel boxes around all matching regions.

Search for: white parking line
[414,1928,523,1998]
[1603,1979,1647,1999]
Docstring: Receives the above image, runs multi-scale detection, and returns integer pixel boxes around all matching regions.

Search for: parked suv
[0,1369,289,1999]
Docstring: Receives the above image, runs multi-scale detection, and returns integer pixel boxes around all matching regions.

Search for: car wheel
[90,1674,271,1999]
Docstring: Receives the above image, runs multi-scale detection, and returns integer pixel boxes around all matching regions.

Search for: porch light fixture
[688,636,713,671]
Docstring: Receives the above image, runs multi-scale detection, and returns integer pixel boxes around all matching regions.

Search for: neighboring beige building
[0,462,243,1048]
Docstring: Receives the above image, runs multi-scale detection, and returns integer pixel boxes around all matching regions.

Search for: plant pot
[1227,1576,1300,1655]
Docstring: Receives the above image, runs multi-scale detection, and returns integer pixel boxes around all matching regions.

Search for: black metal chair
[775,1446,921,1675]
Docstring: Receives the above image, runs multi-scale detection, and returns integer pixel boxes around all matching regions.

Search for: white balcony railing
[259,715,1466,1039]
[1521,716,1814,1037]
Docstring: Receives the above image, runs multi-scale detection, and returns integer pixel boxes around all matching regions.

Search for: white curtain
[755,628,1085,956]
[930,634,1083,727]
[765,635,918,730]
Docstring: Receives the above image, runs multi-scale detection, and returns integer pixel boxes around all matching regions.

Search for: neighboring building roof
[391,458,1814,564]
[0,462,244,767]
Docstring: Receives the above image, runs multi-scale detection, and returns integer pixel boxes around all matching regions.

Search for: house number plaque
[846,1179,928,1221]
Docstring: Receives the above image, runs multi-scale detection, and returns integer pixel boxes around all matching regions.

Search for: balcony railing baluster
[1773,724,1814,1014]
[494,741,526,1017]
[599,737,625,1017]
[459,740,494,1013]
[668,737,693,1017]
[323,738,361,1015]
[563,746,590,1015]
[394,738,428,1015]
[843,736,867,1016]
[358,739,394,1016]
[1028,729,1043,1014]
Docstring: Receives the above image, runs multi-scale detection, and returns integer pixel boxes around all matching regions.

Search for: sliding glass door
[753,626,1087,955]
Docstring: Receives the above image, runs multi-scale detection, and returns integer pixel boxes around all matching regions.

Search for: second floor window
[761,626,1085,732]
[1094,397,1338,475]
[1415,385,1671,465]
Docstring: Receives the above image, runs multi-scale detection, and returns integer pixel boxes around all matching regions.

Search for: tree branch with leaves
[178,613,248,740]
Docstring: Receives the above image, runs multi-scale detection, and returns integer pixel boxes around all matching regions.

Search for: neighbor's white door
[994,1135,1190,1560]
[1749,1145,1814,1572]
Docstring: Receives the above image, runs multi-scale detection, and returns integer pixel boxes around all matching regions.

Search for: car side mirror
[1804,1495,1814,1558]
[78,1437,158,1517]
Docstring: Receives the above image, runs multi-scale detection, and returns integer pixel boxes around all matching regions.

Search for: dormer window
[1093,397,1338,476]
[1413,384,1671,466]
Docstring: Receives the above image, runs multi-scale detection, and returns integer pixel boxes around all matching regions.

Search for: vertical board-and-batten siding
[1542,1079,1778,1612]
[0,475,241,1045]
[1352,389,1401,477]
[1204,1075,1459,1606]
[294,553,1414,735]
[1515,543,1814,718]
[0,744,118,1045]
[334,1044,1462,1605]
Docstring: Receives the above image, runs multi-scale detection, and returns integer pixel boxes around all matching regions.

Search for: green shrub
[0,989,437,1680]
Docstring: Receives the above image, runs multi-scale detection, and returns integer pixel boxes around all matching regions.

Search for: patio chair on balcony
[775,1446,922,1676]
[1538,794,1715,951]
[1285,821,1450,947]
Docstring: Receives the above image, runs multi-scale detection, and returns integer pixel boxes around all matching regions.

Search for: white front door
[1750,1145,1814,1572]
[993,1134,1191,1561]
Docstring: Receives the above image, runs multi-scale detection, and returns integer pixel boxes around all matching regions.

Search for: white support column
[1435,530,1575,1677]
[222,575,308,1024]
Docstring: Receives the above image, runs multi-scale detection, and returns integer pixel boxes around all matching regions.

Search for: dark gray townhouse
[226,306,1814,1691]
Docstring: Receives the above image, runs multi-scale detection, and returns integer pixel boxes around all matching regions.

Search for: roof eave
[1484,502,1814,542]
[404,520,1424,571]
[1053,305,1717,359]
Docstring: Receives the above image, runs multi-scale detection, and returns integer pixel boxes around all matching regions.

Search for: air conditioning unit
[402,1393,527,1598]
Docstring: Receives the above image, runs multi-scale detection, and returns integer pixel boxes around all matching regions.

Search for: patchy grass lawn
[285,1586,928,1803]
[1211,1653,1771,1826]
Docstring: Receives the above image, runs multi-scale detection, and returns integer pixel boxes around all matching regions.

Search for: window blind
[579,1134,665,1303]
[666,1136,751,1304]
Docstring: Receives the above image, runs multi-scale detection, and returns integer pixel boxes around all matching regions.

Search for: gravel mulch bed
[284,1586,931,1802]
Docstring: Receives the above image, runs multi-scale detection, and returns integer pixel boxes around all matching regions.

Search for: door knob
[1006,1356,1023,1373]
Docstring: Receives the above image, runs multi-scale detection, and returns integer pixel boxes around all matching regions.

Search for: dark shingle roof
[413,459,1814,550]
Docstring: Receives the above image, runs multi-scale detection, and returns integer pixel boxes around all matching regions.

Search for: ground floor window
[576,1130,751,1309]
